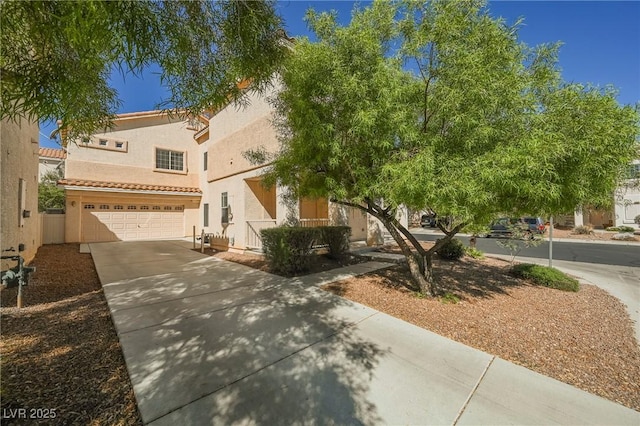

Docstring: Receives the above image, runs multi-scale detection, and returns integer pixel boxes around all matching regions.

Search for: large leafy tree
[1,0,287,138]
[264,0,639,296]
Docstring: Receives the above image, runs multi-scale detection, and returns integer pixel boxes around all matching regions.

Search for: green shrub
[606,225,635,233]
[261,227,320,275]
[319,226,351,259]
[572,225,593,235]
[464,246,484,259]
[635,214,640,225]
[440,292,460,304]
[436,238,465,260]
[511,263,579,292]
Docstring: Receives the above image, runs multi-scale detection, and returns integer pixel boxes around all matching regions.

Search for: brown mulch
[0,244,142,425]
[323,255,640,411]
[195,248,367,276]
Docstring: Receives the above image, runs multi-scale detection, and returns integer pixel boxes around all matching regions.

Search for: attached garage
[81,204,185,242]
[59,179,201,243]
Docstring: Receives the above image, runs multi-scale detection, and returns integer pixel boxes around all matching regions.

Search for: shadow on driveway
[92,241,386,424]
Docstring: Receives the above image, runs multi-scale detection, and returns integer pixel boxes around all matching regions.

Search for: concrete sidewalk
[91,240,639,425]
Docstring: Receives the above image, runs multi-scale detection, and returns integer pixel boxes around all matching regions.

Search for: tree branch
[427,222,467,255]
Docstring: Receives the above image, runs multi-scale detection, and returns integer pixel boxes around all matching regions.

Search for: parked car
[420,213,437,228]
[487,217,546,238]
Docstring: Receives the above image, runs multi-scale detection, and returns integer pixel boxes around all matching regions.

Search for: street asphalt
[90,240,640,425]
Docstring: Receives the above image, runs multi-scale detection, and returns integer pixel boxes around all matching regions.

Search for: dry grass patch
[1,244,142,425]
[324,256,640,411]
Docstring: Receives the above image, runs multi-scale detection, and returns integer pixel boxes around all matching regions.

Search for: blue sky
[39,0,640,148]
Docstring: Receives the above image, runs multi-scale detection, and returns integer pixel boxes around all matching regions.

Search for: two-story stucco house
[59,111,202,243]
[57,86,403,248]
[196,85,383,249]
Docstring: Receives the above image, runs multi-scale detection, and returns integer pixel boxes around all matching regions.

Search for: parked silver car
[487,217,546,238]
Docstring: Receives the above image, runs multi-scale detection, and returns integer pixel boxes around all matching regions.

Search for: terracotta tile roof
[39,148,67,159]
[58,179,202,194]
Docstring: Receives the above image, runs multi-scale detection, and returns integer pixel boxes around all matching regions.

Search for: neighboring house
[613,160,640,228]
[39,147,66,181]
[570,160,640,229]
[1,117,41,265]
[57,88,404,248]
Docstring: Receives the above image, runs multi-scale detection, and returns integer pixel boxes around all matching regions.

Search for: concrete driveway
[91,240,639,425]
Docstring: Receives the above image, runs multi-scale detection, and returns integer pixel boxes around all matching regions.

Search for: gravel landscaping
[323,255,640,411]
[0,244,142,425]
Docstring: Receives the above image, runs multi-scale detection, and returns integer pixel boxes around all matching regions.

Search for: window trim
[221,192,230,224]
[154,147,187,175]
[78,136,128,152]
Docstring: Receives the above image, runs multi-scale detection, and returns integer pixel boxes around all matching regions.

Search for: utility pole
[548,216,554,268]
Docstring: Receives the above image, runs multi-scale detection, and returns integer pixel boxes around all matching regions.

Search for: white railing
[299,218,330,228]
[246,220,277,249]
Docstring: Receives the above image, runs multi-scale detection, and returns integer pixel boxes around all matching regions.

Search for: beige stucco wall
[205,167,289,250]
[64,190,200,243]
[65,114,199,187]
[1,117,41,266]
[330,204,368,242]
[207,89,280,182]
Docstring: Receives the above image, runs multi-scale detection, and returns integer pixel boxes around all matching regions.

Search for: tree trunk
[329,198,444,296]
[406,252,438,296]
[375,213,439,296]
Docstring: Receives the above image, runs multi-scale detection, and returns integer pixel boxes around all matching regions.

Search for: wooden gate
[42,214,65,244]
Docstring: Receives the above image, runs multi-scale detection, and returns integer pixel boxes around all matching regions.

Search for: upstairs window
[156,148,184,171]
[203,152,208,171]
[79,136,127,152]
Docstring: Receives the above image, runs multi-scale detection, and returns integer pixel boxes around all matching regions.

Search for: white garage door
[82,203,184,242]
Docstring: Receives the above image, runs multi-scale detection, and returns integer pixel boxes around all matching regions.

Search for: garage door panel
[82,204,184,242]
